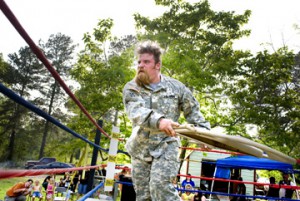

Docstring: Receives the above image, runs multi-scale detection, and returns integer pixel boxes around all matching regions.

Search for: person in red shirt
[5,179,33,201]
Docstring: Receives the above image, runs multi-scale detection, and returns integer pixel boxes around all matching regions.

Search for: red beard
[135,71,151,86]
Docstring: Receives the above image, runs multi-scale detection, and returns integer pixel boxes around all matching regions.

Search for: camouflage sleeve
[180,86,211,130]
[123,84,164,129]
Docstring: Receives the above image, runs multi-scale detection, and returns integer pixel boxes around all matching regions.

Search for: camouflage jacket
[123,74,210,161]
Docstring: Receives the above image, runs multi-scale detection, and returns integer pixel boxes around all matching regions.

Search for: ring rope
[77,182,104,201]
[0,82,128,156]
[180,147,242,155]
[0,165,101,180]
[178,174,300,190]
[0,164,133,180]
[177,188,296,201]
[0,0,112,139]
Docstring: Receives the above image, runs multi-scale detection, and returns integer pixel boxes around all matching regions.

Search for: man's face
[136,53,160,86]
[25,181,33,188]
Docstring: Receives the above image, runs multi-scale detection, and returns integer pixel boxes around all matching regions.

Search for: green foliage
[227,48,300,159]
[0,33,77,163]
[257,170,283,183]
[68,19,137,163]
[134,0,252,132]
[133,0,300,161]
[37,33,76,158]
[0,46,46,161]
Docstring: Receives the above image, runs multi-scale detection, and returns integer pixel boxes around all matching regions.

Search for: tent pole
[292,173,299,199]
[210,167,217,200]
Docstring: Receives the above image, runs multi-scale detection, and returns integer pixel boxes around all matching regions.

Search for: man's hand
[23,189,30,195]
[158,118,180,137]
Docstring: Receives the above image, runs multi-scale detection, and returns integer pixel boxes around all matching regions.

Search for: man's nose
[138,63,144,68]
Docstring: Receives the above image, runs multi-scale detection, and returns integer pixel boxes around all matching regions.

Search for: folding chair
[54,187,67,201]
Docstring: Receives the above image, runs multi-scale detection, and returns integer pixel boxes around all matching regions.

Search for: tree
[227,48,300,159]
[134,0,252,129]
[68,19,136,164]
[0,47,45,161]
[133,0,253,166]
[38,33,76,158]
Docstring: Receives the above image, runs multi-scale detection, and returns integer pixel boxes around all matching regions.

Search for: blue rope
[0,82,128,155]
[77,182,104,201]
[115,180,134,186]
[177,188,297,201]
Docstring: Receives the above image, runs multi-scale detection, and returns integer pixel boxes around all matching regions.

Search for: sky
[0,0,300,60]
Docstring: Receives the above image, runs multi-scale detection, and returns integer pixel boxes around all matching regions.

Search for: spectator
[193,184,207,201]
[236,177,246,201]
[63,172,71,188]
[279,173,295,199]
[119,167,136,201]
[115,166,129,180]
[58,178,65,187]
[115,166,129,190]
[77,170,90,198]
[172,177,181,196]
[182,174,196,189]
[42,175,52,191]
[4,179,33,201]
[267,177,279,200]
[181,184,194,201]
[31,180,43,201]
[46,178,55,201]
[70,171,79,192]
[97,166,107,177]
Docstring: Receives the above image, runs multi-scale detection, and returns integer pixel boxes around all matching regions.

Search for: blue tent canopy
[216,155,293,172]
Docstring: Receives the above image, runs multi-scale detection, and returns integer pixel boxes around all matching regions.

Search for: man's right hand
[158,118,180,137]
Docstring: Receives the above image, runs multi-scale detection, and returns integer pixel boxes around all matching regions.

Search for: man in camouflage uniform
[123,41,210,201]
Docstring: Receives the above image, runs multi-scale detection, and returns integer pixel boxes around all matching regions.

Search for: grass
[0,176,121,201]
[0,175,48,200]
[0,177,31,200]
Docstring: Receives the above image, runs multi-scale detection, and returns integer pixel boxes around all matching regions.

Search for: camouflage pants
[131,141,181,201]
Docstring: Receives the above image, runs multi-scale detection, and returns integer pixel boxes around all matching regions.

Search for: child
[58,178,65,187]
[181,184,195,201]
[32,180,43,201]
[46,178,55,201]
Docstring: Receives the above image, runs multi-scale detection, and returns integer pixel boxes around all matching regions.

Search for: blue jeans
[78,183,87,194]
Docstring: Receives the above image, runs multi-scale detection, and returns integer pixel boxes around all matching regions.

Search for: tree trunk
[39,84,56,158]
[7,129,15,160]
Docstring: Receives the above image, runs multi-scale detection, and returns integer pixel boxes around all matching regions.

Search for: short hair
[27,179,33,183]
[270,177,275,183]
[136,41,163,64]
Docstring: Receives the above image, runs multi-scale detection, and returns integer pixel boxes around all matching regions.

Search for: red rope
[0,165,105,180]
[180,147,243,155]
[0,164,134,180]
[0,0,111,139]
[178,174,300,190]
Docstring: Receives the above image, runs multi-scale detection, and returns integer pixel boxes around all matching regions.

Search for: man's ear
[155,62,161,70]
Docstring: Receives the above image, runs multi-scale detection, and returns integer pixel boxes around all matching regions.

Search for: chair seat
[53,197,66,201]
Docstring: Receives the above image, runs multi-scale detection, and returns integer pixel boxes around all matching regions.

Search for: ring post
[104,126,119,192]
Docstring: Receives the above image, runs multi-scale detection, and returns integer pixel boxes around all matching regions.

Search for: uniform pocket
[164,141,180,163]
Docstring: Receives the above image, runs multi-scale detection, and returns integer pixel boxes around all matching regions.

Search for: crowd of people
[265,173,296,200]
[3,171,91,201]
